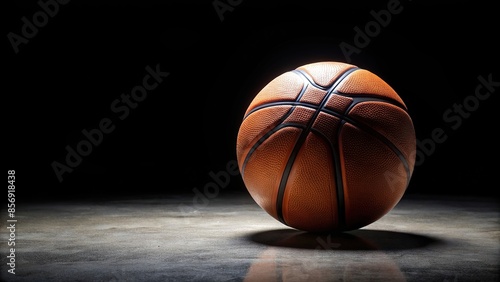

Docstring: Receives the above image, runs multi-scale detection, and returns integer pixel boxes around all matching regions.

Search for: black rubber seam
[275,67,359,225]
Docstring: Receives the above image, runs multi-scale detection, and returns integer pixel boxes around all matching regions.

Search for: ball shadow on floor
[246,228,444,251]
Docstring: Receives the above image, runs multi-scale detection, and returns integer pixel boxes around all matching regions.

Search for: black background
[5,0,499,202]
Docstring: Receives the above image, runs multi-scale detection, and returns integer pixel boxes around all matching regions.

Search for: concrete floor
[1,192,498,282]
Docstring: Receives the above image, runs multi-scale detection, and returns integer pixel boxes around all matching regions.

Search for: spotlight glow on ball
[236,61,416,232]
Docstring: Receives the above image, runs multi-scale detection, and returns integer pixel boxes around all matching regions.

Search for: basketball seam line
[243,94,408,120]
[240,124,308,179]
[291,69,330,90]
[342,95,407,112]
[275,67,359,227]
[243,100,413,185]
[240,80,310,179]
[240,67,412,230]
[342,107,412,187]
[292,69,408,111]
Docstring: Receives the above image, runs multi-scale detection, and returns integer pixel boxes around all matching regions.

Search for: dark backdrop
[5,0,498,202]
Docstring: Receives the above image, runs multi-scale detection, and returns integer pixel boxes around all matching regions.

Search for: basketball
[236,61,416,232]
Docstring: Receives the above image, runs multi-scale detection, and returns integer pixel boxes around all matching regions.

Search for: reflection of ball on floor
[236,61,416,232]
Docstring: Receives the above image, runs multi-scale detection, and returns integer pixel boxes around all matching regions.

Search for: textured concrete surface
[1,192,498,281]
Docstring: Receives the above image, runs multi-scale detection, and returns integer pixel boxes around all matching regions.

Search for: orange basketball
[236,61,416,232]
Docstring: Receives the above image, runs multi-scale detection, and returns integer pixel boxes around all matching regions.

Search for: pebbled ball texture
[236,61,416,232]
